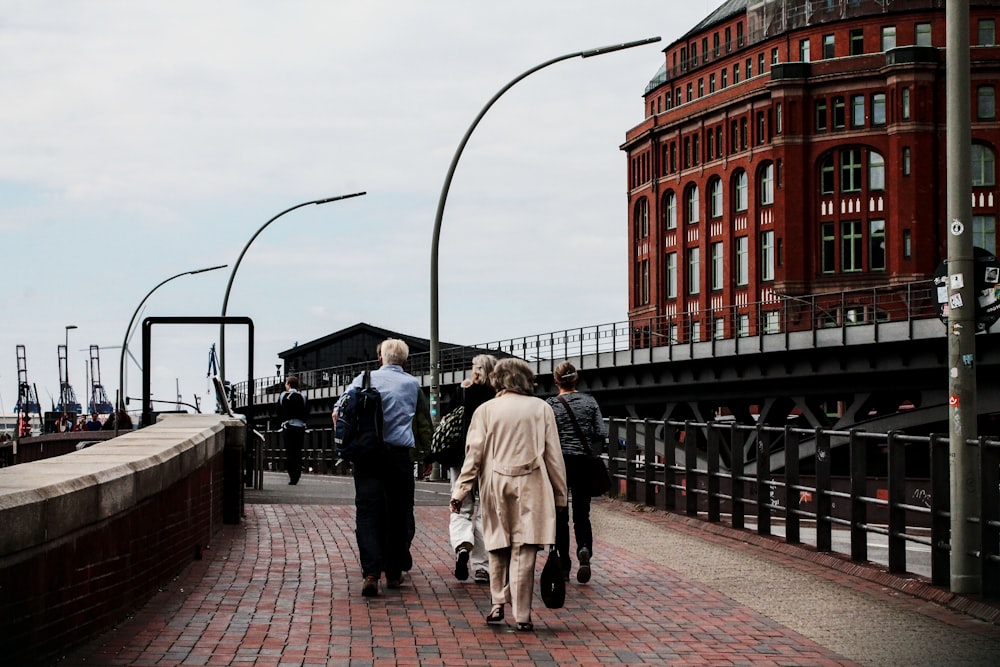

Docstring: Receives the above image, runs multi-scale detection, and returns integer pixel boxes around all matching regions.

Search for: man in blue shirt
[334,338,431,597]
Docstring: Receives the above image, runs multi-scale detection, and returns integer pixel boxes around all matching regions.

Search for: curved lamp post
[429,37,661,424]
[218,192,366,384]
[118,265,228,427]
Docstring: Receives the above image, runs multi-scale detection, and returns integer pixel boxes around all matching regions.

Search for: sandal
[486,605,505,625]
[516,621,534,632]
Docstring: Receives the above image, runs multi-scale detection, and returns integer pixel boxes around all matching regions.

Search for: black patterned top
[545,392,608,458]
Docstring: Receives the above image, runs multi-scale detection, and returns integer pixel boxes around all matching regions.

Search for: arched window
[685,184,700,224]
[869,151,885,191]
[820,154,835,194]
[972,144,996,187]
[758,162,774,205]
[662,191,677,230]
[709,178,723,218]
[733,170,748,212]
[634,197,649,239]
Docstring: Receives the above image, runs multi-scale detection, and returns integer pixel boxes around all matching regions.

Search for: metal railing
[250,416,999,598]
[231,280,940,406]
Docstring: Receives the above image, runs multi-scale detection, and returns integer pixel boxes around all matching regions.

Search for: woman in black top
[546,361,608,583]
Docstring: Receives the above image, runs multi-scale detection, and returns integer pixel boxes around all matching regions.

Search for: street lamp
[118,265,228,427]
[429,37,661,424]
[218,192,367,383]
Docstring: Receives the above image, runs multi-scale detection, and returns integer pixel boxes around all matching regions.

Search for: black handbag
[539,548,565,609]
[556,395,611,497]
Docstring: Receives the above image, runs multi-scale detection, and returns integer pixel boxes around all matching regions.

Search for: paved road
[58,472,1000,666]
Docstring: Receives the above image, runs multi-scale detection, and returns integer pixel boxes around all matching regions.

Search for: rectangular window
[745,58,752,80]
[841,148,862,192]
[771,47,779,65]
[707,131,714,161]
[757,111,766,145]
[714,33,720,57]
[686,82,693,102]
[821,156,835,194]
[823,34,835,59]
[833,96,846,129]
[776,103,783,134]
[666,193,677,229]
[841,220,863,272]
[665,252,677,298]
[688,247,701,295]
[637,259,650,305]
[709,73,716,93]
[870,219,886,271]
[710,179,722,217]
[800,38,810,62]
[850,29,864,56]
[738,314,750,338]
[736,236,749,286]
[872,93,886,125]
[761,231,775,281]
[852,95,865,127]
[764,310,780,334]
[815,99,828,131]
[903,146,911,175]
[714,317,726,340]
[698,78,704,97]
[733,63,740,84]
[821,222,836,273]
[737,22,744,47]
[721,68,728,88]
[692,320,702,343]
[980,19,997,46]
[715,127,722,158]
[902,87,911,120]
[881,26,897,51]
[760,163,774,204]
[711,242,724,290]
[916,23,932,47]
[974,215,997,254]
[740,117,748,149]
[692,134,700,165]
[757,53,765,75]
[978,86,996,120]
[903,229,912,258]
[726,27,732,52]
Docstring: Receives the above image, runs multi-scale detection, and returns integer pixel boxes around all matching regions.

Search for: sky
[0,0,717,417]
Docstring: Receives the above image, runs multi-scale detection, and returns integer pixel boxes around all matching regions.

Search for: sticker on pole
[933,246,1000,331]
[949,395,960,407]
[951,219,965,236]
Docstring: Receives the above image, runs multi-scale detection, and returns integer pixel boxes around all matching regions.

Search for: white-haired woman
[450,358,567,631]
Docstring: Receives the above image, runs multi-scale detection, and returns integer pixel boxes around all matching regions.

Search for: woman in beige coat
[450,358,568,631]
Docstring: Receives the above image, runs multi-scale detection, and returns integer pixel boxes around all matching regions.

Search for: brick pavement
[57,474,1000,667]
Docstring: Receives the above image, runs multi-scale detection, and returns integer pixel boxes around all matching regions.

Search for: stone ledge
[0,414,239,557]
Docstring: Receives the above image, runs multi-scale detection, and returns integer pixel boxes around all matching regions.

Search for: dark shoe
[455,547,470,581]
[473,568,489,584]
[577,547,591,584]
[361,575,379,597]
[386,574,403,589]
[516,622,534,632]
[486,605,505,625]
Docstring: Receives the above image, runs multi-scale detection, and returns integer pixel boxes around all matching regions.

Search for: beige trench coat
[452,392,568,551]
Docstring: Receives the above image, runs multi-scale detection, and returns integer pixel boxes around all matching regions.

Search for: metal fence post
[643,419,656,507]
[981,436,1000,598]
[731,422,745,530]
[625,419,638,501]
[685,421,698,517]
[850,429,868,563]
[707,423,721,522]
[930,433,951,587]
[815,429,832,552]
[607,419,621,499]
[756,426,771,536]
[888,430,907,573]
[784,426,801,544]
[663,422,678,512]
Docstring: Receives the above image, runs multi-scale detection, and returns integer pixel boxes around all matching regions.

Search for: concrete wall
[0,414,245,666]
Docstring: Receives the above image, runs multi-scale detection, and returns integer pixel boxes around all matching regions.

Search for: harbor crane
[88,345,114,415]
[55,344,81,415]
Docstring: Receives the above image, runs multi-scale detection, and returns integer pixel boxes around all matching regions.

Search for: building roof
[678,0,747,46]
[277,322,438,358]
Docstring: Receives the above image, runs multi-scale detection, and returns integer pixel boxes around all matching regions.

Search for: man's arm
[411,388,433,460]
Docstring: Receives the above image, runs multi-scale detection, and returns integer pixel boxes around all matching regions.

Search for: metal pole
[219,192,366,384]
[946,0,980,593]
[429,37,661,427]
[118,265,228,432]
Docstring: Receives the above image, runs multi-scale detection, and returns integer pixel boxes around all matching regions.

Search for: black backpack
[334,370,384,461]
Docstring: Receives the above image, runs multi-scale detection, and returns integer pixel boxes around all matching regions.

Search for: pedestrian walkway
[59,473,1000,666]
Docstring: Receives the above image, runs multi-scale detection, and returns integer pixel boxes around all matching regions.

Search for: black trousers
[352,446,415,579]
[282,425,305,484]
[556,454,594,570]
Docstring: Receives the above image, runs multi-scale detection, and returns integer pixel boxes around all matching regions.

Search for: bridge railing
[605,418,1000,599]
[232,280,941,406]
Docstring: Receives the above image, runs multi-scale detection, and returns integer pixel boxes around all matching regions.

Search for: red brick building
[623,0,1000,342]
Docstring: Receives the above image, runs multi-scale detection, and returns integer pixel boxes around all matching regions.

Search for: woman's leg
[509,544,538,624]
[488,548,511,607]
